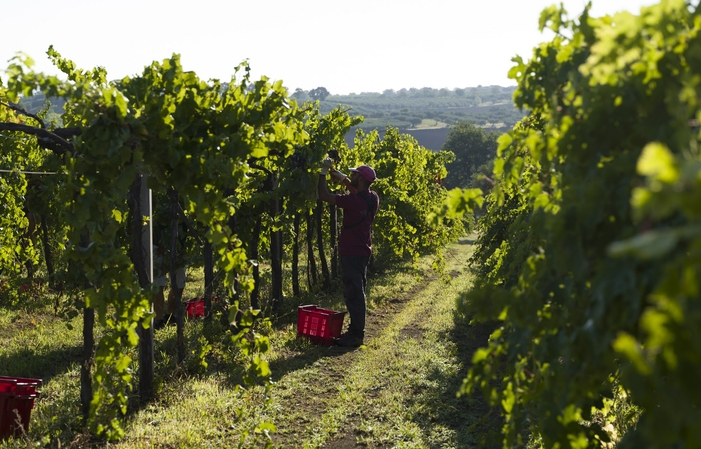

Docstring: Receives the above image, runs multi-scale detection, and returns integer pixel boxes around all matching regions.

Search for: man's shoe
[154,314,175,330]
[336,333,363,347]
[153,318,167,330]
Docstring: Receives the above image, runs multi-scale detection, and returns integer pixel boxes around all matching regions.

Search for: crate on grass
[297,305,345,346]
[0,376,41,441]
[184,296,219,319]
[185,298,205,318]
[0,377,41,395]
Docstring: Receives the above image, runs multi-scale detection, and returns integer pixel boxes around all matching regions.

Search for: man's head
[349,165,376,189]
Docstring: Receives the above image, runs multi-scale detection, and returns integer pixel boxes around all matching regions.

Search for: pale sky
[3,0,659,95]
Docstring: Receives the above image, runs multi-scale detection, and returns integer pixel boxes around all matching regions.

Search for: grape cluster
[290,151,306,169]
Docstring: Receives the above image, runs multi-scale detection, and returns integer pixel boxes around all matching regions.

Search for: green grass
[0,238,498,448]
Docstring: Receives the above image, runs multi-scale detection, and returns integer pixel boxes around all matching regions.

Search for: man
[153,262,186,329]
[318,158,379,347]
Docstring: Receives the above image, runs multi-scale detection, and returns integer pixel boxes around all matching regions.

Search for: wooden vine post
[168,188,186,362]
[315,200,330,288]
[80,230,94,424]
[137,174,154,399]
[270,173,283,309]
[306,209,317,289]
[329,204,338,279]
[291,212,301,297]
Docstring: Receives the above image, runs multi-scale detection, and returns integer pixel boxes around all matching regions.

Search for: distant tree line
[290,86,527,132]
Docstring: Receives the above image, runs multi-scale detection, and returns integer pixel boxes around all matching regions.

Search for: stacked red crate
[0,376,41,440]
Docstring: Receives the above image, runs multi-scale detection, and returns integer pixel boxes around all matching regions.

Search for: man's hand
[320,157,333,175]
[330,169,347,182]
[318,162,337,205]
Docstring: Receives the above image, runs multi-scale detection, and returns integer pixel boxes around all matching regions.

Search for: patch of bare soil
[398,321,425,341]
[0,314,48,339]
[65,432,101,448]
[324,432,358,449]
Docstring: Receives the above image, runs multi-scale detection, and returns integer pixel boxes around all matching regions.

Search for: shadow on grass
[267,339,354,383]
[408,312,502,449]
[140,317,352,393]
[0,344,82,383]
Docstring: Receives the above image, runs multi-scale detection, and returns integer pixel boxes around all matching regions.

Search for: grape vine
[460,1,701,447]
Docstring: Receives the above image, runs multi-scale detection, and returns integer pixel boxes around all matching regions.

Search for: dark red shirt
[335,190,379,257]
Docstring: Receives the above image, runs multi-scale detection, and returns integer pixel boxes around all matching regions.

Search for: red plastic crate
[0,393,39,440]
[0,377,41,396]
[0,379,16,394]
[0,376,41,441]
[0,377,41,388]
[185,298,205,318]
[0,393,9,439]
[297,305,346,346]
[184,296,219,319]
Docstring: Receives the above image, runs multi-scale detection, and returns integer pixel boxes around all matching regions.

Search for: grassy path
[264,238,494,448]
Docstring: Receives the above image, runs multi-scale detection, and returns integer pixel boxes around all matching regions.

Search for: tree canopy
[441,121,499,189]
[308,86,330,101]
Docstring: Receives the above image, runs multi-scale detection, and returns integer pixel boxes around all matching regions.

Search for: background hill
[293,85,525,151]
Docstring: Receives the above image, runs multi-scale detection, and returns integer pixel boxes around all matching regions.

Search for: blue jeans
[341,255,370,337]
